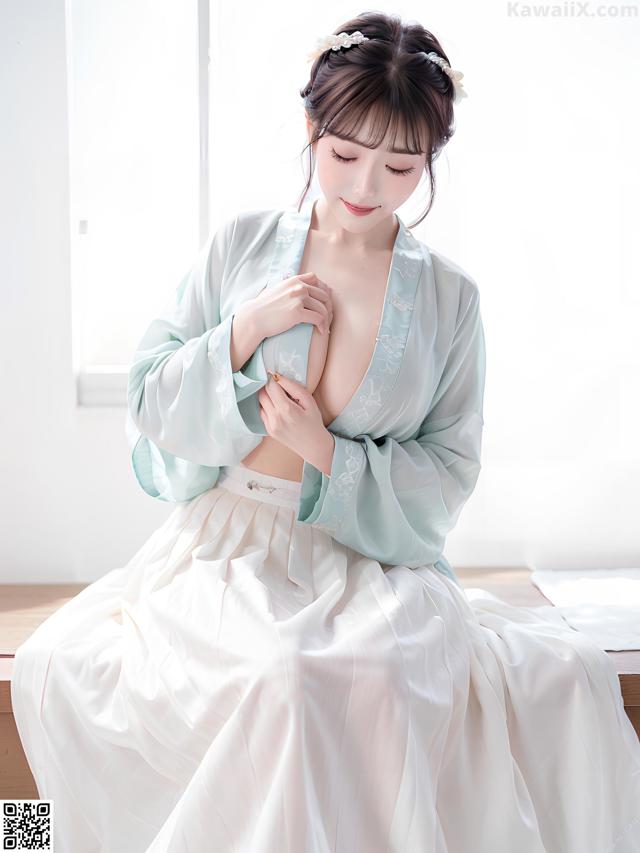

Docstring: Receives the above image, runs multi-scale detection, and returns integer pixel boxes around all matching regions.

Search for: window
[71,0,201,405]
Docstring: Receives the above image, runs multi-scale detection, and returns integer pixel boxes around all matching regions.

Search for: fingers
[293,273,333,334]
[262,372,286,402]
[304,283,331,300]
[267,371,303,404]
[301,280,332,333]
[258,381,274,418]
[304,293,331,316]
[269,371,302,391]
[298,272,330,292]
[300,307,331,334]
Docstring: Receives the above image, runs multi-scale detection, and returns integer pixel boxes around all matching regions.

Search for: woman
[11,11,640,853]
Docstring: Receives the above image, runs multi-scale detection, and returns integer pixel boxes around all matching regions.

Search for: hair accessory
[423,51,467,103]
[306,30,369,63]
[305,32,467,104]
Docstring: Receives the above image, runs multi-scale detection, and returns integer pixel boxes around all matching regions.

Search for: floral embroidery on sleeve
[310,438,366,535]
[278,349,305,382]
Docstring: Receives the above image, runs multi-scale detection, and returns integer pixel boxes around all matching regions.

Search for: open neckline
[299,198,404,432]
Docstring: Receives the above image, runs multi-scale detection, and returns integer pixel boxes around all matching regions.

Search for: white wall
[1,0,165,583]
[1,0,639,583]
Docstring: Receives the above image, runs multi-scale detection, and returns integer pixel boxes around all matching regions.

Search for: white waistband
[216,464,302,509]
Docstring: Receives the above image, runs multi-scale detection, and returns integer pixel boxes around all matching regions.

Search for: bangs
[299,13,456,226]
[318,96,428,156]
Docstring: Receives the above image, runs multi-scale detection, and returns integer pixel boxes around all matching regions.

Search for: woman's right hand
[241,272,334,342]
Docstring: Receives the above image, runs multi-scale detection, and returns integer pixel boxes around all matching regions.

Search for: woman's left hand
[258,373,335,474]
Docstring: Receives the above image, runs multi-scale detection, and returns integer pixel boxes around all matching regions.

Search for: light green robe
[126,199,486,586]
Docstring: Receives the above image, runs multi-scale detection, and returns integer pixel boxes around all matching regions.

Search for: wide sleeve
[297,282,486,569]
[125,215,270,502]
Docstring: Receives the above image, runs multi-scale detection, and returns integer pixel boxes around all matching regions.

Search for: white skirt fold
[11,464,640,852]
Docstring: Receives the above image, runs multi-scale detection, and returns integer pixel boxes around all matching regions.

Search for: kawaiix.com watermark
[507,2,638,16]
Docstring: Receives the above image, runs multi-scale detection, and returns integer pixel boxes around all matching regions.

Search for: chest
[300,235,393,426]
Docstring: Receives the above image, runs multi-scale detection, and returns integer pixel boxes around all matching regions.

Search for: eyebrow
[330,130,424,156]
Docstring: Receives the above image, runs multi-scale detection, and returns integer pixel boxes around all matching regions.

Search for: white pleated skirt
[11,463,640,853]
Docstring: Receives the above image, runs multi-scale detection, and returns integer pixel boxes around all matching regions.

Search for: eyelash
[330,148,416,176]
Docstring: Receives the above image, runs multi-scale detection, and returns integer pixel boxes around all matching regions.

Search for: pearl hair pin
[306,30,467,104]
[423,51,467,104]
[306,30,369,63]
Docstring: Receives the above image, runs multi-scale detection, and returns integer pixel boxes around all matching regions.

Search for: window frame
[75,0,211,407]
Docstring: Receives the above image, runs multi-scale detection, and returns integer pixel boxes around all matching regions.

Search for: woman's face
[306,112,427,229]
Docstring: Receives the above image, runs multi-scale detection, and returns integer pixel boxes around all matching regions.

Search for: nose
[351,161,379,204]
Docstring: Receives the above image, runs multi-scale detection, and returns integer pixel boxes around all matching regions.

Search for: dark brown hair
[298,11,458,228]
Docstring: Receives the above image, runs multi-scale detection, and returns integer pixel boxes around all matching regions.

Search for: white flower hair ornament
[306,31,369,63]
[305,30,467,104]
[423,51,467,104]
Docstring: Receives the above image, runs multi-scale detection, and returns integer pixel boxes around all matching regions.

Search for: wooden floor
[1,568,639,800]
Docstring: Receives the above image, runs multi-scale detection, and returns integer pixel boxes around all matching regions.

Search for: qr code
[1,800,53,851]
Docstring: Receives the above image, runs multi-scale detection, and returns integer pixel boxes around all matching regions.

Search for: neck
[311,197,399,252]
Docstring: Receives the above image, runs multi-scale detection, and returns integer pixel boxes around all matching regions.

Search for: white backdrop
[1,0,638,582]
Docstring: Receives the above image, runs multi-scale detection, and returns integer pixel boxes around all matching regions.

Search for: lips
[342,198,377,212]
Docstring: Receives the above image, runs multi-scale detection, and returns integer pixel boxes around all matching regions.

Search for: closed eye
[330,148,415,176]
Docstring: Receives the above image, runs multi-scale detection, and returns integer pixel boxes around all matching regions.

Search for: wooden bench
[2,569,639,799]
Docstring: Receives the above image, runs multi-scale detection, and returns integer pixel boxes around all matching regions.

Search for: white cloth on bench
[529,568,640,651]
